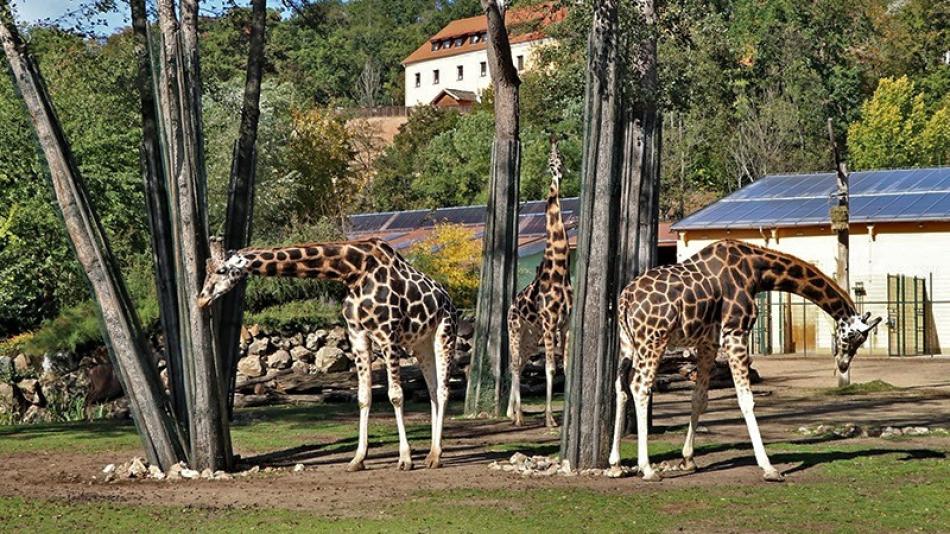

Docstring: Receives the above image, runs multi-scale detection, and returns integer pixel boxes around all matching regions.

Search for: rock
[180,468,200,480]
[239,465,260,477]
[128,457,149,479]
[313,346,349,373]
[325,327,349,349]
[0,356,11,375]
[247,324,261,339]
[273,336,291,350]
[294,463,305,473]
[509,452,528,465]
[200,468,214,479]
[290,346,314,363]
[267,350,292,370]
[0,382,21,415]
[306,330,328,351]
[247,338,270,357]
[148,465,165,480]
[237,355,265,378]
[290,333,304,347]
[13,353,31,372]
[16,379,43,405]
[166,462,185,480]
[291,361,311,375]
[102,464,117,475]
[212,470,231,480]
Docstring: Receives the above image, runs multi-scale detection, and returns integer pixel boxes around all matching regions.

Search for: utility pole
[827,118,850,386]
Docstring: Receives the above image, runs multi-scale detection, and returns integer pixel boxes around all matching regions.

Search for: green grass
[825,379,901,396]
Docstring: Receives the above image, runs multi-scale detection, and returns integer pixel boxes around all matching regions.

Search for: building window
[432,41,441,51]
[471,33,481,44]
[516,55,524,70]
[433,69,440,85]
[480,61,487,77]
[454,37,465,47]
[414,72,421,88]
[457,65,464,81]
[443,39,452,49]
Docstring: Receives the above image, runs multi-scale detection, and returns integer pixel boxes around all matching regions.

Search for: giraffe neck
[542,146,569,270]
[755,251,856,321]
[235,241,381,285]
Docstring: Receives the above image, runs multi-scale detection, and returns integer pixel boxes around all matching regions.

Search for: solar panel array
[672,167,950,230]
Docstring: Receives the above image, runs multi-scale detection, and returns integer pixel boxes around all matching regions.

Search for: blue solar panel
[673,167,950,230]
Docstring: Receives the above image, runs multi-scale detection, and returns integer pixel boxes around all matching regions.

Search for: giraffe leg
[723,332,784,482]
[380,342,412,471]
[415,342,438,432]
[507,314,524,424]
[608,325,634,475]
[680,343,716,472]
[426,316,454,469]
[542,327,558,428]
[633,343,664,482]
[347,330,372,472]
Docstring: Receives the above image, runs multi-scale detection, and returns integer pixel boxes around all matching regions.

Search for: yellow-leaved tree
[406,224,481,310]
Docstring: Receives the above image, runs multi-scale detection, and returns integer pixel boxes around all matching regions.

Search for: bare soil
[2,356,948,514]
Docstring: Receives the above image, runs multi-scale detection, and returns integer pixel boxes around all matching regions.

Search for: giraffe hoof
[346,460,365,472]
[642,470,663,482]
[763,469,785,482]
[606,465,626,478]
[545,416,559,428]
[678,458,697,472]
[424,453,441,469]
[512,416,524,427]
[397,459,414,471]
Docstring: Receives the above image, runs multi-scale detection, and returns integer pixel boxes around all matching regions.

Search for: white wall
[676,222,950,355]
[404,39,549,107]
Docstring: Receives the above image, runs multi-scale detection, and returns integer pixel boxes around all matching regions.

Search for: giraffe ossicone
[198,237,459,472]
[609,239,880,482]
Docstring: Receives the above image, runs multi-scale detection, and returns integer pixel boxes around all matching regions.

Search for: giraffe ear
[863,316,882,333]
[209,236,225,262]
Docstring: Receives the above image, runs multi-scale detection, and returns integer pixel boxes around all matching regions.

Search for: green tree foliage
[847,76,950,169]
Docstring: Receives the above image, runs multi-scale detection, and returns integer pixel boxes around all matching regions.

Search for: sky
[10,0,254,35]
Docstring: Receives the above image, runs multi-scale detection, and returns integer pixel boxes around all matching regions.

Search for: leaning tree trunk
[465,0,521,417]
[560,0,625,470]
[216,0,266,418]
[156,0,232,471]
[0,0,185,469]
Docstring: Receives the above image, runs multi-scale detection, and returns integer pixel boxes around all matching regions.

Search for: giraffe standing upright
[506,141,574,427]
[197,237,458,471]
[609,240,880,481]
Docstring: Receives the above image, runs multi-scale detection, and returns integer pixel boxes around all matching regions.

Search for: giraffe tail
[618,357,634,400]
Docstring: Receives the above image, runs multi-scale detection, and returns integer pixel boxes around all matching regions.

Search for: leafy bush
[244,299,341,332]
[406,224,481,310]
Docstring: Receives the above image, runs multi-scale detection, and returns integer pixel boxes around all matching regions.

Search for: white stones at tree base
[795,423,947,438]
[488,453,639,478]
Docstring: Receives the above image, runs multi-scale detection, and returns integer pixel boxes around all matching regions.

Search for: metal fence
[750,273,946,357]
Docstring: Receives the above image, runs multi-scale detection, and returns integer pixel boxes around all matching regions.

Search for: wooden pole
[217,0,266,418]
[465,0,521,417]
[560,0,623,470]
[0,0,185,469]
[156,0,231,471]
[828,118,850,386]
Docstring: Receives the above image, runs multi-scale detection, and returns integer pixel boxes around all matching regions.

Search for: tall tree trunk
[560,0,624,470]
[132,0,188,430]
[217,0,266,418]
[156,0,231,471]
[465,0,521,417]
[0,0,185,469]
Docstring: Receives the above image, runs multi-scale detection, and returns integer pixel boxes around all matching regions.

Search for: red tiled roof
[402,4,566,66]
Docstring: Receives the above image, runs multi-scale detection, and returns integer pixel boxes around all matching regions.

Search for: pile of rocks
[795,423,949,438]
[235,324,354,382]
[98,458,309,483]
[488,452,641,478]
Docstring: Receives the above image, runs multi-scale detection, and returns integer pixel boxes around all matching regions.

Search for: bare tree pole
[217,0,266,417]
[465,0,521,417]
[0,0,185,469]
[156,0,231,471]
[560,0,624,470]
[827,118,850,386]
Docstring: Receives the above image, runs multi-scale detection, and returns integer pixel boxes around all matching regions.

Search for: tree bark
[0,0,185,469]
[217,0,266,418]
[560,0,624,470]
[828,118,850,386]
[156,0,231,471]
[465,0,521,417]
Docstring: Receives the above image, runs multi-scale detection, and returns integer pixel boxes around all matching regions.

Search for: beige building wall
[676,221,950,356]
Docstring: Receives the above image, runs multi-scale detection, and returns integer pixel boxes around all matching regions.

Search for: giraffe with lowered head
[506,140,573,427]
[198,237,458,471]
[609,240,880,482]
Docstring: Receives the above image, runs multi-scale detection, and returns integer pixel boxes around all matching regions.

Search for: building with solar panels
[672,166,950,357]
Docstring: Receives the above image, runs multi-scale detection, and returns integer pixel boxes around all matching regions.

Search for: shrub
[244,299,341,332]
[406,224,481,310]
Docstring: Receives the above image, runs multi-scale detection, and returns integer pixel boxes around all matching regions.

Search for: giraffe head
[548,137,562,190]
[197,238,248,309]
[834,312,882,372]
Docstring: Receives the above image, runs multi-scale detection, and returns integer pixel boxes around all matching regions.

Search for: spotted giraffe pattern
[506,141,573,427]
[608,240,880,482]
[198,237,458,472]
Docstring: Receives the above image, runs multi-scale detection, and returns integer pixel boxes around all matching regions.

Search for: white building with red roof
[401,5,565,108]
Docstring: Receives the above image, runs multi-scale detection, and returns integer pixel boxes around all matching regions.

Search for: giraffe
[506,141,573,427]
[197,237,458,472]
[608,239,880,482]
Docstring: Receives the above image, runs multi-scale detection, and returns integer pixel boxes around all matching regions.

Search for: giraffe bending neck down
[198,237,458,471]
[609,240,880,482]
[506,141,573,427]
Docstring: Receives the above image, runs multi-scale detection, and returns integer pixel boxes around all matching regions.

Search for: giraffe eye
[216,267,226,275]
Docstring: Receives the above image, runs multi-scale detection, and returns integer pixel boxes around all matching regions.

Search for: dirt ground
[2,356,948,515]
